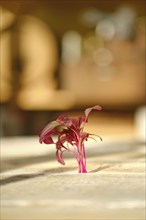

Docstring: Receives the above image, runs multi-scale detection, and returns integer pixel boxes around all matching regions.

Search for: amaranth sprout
[39,105,102,173]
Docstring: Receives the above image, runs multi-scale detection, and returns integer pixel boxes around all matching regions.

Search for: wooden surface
[1,133,145,220]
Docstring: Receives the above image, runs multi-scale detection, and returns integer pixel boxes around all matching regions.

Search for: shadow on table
[0,167,74,186]
[1,140,144,173]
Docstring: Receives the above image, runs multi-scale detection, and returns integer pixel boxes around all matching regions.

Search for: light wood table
[1,132,145,220]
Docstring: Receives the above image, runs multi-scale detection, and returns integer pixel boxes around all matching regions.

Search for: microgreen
[39,105,102,173]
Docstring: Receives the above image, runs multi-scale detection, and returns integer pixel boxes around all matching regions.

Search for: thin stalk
[78,139,87,173]
[82,143,86,168]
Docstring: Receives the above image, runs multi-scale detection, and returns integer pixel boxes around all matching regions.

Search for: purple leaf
[39,105,102,173]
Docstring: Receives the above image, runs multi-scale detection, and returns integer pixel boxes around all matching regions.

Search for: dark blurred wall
[0,0,145,136]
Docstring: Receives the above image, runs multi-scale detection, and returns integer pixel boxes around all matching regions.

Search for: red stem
[78,139,87,173]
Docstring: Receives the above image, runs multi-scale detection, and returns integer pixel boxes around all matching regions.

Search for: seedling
[39,105,102,173]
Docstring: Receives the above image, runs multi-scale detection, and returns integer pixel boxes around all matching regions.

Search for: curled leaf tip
[94,105,102,110]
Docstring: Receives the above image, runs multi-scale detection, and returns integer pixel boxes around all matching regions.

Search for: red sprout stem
[77,139,87,173]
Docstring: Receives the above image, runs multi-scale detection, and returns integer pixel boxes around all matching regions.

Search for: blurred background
[0,0,145,138]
